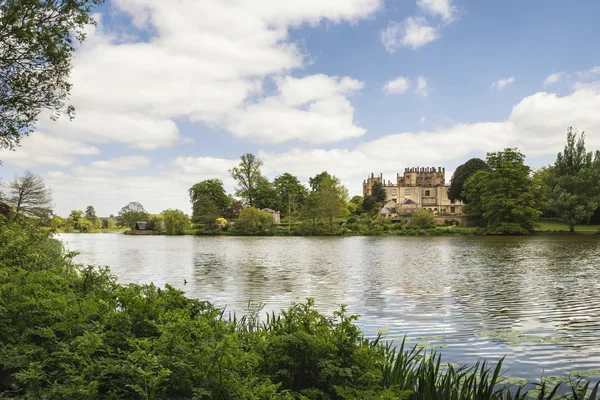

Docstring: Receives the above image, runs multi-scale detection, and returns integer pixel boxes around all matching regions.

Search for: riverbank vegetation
[1,129,599,237]
[1,216,599,399]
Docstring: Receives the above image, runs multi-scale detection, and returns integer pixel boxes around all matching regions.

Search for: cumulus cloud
[383,76,410,94]
[417,0,456,23]
[0,132,99,168]
[32,0,379,150]
[543,72,563,86]
[491,76,515,90]
[381,17,439,52]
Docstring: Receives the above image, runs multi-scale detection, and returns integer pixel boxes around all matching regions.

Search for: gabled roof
[400,198,418,205]
[261,208,278,213]
[135,222,147,230]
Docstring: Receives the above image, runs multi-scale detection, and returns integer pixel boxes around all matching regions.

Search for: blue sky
[1,0,599,216]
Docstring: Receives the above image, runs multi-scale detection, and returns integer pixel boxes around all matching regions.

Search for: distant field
[537,220,600,232]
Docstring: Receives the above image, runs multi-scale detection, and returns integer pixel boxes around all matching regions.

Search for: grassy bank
[2,217,600,399]
[536,220,600,233]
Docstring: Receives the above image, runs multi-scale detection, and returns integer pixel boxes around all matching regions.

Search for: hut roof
[135,222,148,230]
[400,198,418,205]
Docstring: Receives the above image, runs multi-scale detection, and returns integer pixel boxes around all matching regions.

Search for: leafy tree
[350,195,363,209]
[117,202,149,230]
[302,172,349,232]
[68,210,83,229]
[191,194,220,231]
[0,0,105,152]
[229,153,263,207]
[463,149,540,234]
[410,208,435,229]
[76,217,94,232]
[233,207,273,234]
[531,166,553,217]
[547,128,600,232]
[91,216,103,230]
[371,182,387,204]
[273,173,307,217]
[226,200,244,220]
[162,209,190,235]
[102,217,117,229]
[362,195,378,212]
[6,172,53,219]
[189,179,229,219]
[448,158,489,202]
[254,176,278,210]
[147,214,164,232]
[347,201,358,215]
[85,205,96,219]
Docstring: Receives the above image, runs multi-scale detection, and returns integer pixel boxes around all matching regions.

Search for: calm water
[58,234,600,381]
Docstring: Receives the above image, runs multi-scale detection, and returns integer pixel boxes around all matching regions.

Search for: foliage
[371,181,387,203]
[254,175,279,210]
[410,208,435,229]
[230,153,264,207]
[274,173,307,217]
[350,195,363,211]
[301,173,349,233]
[0,0,105,152]
[2,218,600,398]
[188,179,229,220]
[547,128,600,232]
[76,217,94,232]
[5,172,53,219]
[85,205,96,219]
[162,209,190,235]
[226,200,244,220]
[362,194,378,212]
[117,202,149,230]
[463,149,541,234]
[146,214,164,232]
[233,207,274,235]
[102,218,117,229]
[215,217,227,230]
[190,194,220,232]
[448,158,490,202]
[531,166,553,217]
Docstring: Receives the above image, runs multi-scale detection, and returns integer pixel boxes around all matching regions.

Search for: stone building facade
[363,167,463,215]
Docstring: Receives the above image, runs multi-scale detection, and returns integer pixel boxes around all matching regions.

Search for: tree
[226,200,244,220]
[233,207,273,234]
[117,202,148,230]
[85,205,96,219]
[68,210,83,226]
[362,195,377,212]
[77,217,94,232]
[463,148,540,234]
[189,179,229,218]
[162,209,190,235]
[531,166,553,218]
[273,173,307,218]
[349,195,363,210]
[254,176,278,210]
[6,172,53,218]
[302,172,349,233]
[547,128,600,232]
[308,171,332,192]
[448,158,489,202]
[230,153,263,207]
[0,0,105,152]
[410,208,435,229]
[191,194,220,231]
[370,182,387,204]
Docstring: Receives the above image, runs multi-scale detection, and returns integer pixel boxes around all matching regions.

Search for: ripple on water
[59,234,600,381]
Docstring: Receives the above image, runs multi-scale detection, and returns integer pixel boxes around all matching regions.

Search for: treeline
[448,127,600,234]
[1,216,597,399]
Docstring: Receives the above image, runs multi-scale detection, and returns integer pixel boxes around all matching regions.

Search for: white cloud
[89,156,151,171]
[34,0,379,150]
[383,76,410,94]
[415,76,429,96]
[543,72,563,86]
[420,116,426,123]
[0,132,99,168]
[417,0,456,23]
[491,76,515,90]
[224,75,366,143]
[381,17,439,52]
[40,82,600,213]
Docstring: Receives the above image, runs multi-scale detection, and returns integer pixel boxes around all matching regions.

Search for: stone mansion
[363,167,464,215]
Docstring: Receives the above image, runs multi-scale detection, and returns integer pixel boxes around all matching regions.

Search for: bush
[410,208,435,229]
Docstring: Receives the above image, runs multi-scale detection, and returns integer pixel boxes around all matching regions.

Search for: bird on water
[184,279,188,285]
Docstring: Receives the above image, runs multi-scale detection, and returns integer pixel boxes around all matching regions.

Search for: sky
[1,0,600,216]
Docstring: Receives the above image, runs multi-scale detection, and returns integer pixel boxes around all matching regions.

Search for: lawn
[537,220,600,232]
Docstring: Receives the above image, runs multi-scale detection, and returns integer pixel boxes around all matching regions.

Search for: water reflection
[59,234,600,379]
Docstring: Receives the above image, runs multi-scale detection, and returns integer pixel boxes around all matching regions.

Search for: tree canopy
[189,179,229,221]
[273,173,307,217]
[5,172,53,219]
[463,149,540,234]
[547,128,600,231]
[0,0,105,152]
[448,158,489,202]
[117,202,148,230]
[370,182,387,204]
[229,153,263,207]
[162,209,190,235]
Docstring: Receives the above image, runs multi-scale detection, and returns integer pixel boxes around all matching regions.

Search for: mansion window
[405,189,410,195]
[451,207,456,213]
[392,189,397,196]
[425,190,431,196]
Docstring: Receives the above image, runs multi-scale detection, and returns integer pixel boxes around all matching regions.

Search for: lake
[58,233,600,382]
